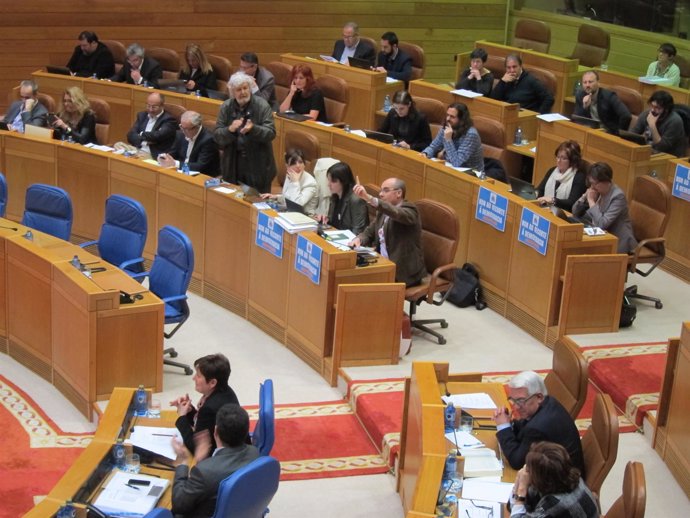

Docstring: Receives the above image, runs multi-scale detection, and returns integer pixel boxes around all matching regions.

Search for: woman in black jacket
[378,90,432,151]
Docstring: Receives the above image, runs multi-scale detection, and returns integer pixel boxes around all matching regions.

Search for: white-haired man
[493,370,584,474]
[158,111,219,177]
[213,72,276,192]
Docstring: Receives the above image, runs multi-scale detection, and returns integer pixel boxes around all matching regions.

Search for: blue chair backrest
[0,172,7,218]
[212,456,280,518]
[98,194,147,271]
[149,225,194,316]
[21,184,73,240]
[143,509,173,518]
[252,379,275,456]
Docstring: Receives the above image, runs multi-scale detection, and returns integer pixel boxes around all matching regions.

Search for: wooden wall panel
[0,0,509,112]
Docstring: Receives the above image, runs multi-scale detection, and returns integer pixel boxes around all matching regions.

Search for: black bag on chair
[447,263,487,310]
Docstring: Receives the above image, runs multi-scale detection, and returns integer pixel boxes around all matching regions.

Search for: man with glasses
[111,43,162,88]
[126,92,177,158]
[332,21,376,66]
[494,371,584,474]
[239,52,277,111]
[350,177,425,287]
[158,111,219,177]
[631,90,687,157]
[2,80,48,132]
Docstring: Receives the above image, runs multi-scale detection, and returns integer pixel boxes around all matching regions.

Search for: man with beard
[238,52,277,111]
[573,70,631,134]
[631,90,687,157]
[66,31,115,78]
[373,32,412,83]
[214,72,277,192]
[420,102,484,171]
[490,54,554,114]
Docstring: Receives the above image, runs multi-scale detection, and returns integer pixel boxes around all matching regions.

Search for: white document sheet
[125,425,181,460]
[457,498,502,517]
[462,478,514,503]
[442,393,497,409]
[94,471,169,517]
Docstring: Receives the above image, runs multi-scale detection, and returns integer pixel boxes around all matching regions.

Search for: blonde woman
[180,43,217,97]
[51,86,97,144]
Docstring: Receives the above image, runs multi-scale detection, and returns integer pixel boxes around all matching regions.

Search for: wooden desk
[398,362,515,517]
[24,388,176,517]
[661,159,690,282]
[0,218,163,419]
[280,53,401,130]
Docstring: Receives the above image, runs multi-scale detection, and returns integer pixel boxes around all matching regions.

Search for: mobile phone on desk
[128,479,151,486]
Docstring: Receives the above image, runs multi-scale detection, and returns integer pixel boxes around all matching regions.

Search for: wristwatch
[513,493,526,502]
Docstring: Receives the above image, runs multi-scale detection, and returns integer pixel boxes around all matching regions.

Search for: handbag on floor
[620,295,636,328]
[447,263,486,310]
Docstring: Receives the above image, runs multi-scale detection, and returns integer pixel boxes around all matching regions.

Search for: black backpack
[447,263,487,310]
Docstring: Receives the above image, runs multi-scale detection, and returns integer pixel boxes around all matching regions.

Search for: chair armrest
[629,237,666,272]
[119,257,145,270]
[162,294,188,304]
[79,239,98,249]
[426,263,457,304]
[130,271,150,280]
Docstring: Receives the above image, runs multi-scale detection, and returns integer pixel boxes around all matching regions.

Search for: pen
[152,433,175,437]
[125,483,140,491]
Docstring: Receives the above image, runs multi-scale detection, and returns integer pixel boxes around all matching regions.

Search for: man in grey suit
[572,162,638,254]
[172,404,259,518]
[1,80,48,132]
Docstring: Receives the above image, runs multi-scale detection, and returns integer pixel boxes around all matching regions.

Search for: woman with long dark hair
[279,64,327,122]
[378,90,432,151]
[536,140,587,210]
[320,162,368,235]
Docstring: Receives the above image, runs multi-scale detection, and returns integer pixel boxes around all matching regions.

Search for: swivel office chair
[603,461,647,518]
[133,225,194,375]
[512,19,551,53]
[21,183,73,240]
[211,456,280,518]
[251,379,275,456]
[142,509,173,518]
[315,75,349,124]
[544,337,589,419]
[582,392,619,497]
[0,172,7,218]
[80,194,147,276]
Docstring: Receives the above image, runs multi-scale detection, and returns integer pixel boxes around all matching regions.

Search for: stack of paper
[93,471,170,517]
[442,393,497,410]
[462,448,503,478]
[125,426,181,460]
[275,212,318,233]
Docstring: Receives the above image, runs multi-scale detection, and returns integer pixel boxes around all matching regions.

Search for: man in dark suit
[172,404,259,518]
[350,177,426,287]
[110,43,162,88]
[66,30,115,79]
[494,371,585,474]
[490,54,554,114]
[239,52,277,111]
[170,353,241,458]
[158,110,219,177]
[373,31,412,83]
[574,70,631,134]
[332,21,376,66]
[126,92,177,158]
[1,80,48,132]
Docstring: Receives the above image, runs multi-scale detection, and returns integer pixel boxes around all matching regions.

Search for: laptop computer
[0,121,9,131]
[276,111,312,122]
[551,206,583,224]
[570,114,601,130]
[239,183,263,203]
[348,56,373,70]
[46,65,71,76]
[509,177,538,200]
[285,198,307,214]
[363,130,395,144]
[618,130,648,146]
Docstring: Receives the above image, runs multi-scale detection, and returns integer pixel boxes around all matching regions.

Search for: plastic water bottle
[383,94,392,113]
[134,385,148,416]
[344,124,351,133]
[204,177,221,188]
[70,255,80,269]
[112,438,126,469]
[57,501,76,518]
[181,162,190,175]
[438,452,462,516]
[195,89,201,98]
[514,126,523,146]
[444,401,456,433]
[23,230,33,241]
[91,73,97,80]
[600,61,608,71]
[573,80,582,96]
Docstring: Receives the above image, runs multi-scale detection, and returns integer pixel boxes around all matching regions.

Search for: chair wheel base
[440,321,449,329]
[655,301,663,309]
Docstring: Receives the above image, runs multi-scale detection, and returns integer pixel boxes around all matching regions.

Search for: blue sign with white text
[295,234,322,285]
[518,207,551,256]
[255,211,284,259]
[672,164,690,202]
[475,186,508,232]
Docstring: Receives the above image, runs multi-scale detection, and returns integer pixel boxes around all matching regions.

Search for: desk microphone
[0,224,18,231]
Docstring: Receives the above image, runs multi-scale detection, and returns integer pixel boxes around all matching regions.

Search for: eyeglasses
[380,187,401,194]
[342,34,356,40]
[146,104,161,109]
[507,393,539,407]
[179,124,197,131]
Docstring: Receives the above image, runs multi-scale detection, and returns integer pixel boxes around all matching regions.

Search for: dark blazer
[2,100,49,128]
[535,167,587,211]
[179,68,218,97]
[379,110,432,151]
[172,444,260,518]
[111,56,163,88]
[127,110,178,158]
[490,70,554,114]
[169,127,219,177]
[332,39,376,65]
[328,190,369,235]
[66,42,115,78]
[497,395,585,475]
[357,199,426,287]
[574,87,631,134]
[376,48,413,82]
[52,112,97,145]
[455,67,494,96]
[175,386,240,455]
[254,66,277,111]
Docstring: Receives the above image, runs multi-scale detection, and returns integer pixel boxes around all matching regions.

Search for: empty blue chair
[21,184,73,240]
[0,172,7,218]
[252,379,275,456]
[133,225,194,374]
[80,194,147,275]
[143,509,173,518]
[211,456,280,518]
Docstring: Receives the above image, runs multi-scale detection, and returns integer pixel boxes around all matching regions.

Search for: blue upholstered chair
[133,225,194,375]
[251,379,275,456]
[21,184,73,240]
[143,509,173,518]
[211,456,280,518]
[80,194,147,275]
[0,172,7,218]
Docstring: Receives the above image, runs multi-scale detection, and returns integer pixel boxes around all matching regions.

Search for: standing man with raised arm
[66,31,115,78]
[350,177,426,287]
[110,43,162,88]
[332,21,376,66]
[214,72,277,192]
